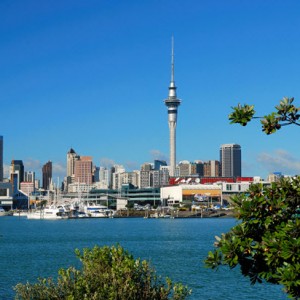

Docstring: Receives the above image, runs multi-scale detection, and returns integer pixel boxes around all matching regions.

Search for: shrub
[15,244,190,300]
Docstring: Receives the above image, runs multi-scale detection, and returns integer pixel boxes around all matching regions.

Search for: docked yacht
[84,204,115,218]
[0,206,8,216]
[27,205,67,220]
[0,207,13,216]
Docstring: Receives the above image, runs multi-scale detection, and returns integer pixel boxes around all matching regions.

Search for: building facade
[66,148,80,188]
[99,167,110,189]
[160,184,222,204]
[0,136,3,182]
[203,160,221,177]
[178,161,197,177]
[24,171,35,183]
[93,166,100,182]
[20,182,35,195]
[194,160,204,177]
[220,144,241,177]
[74,156,93,184]
[67,148,79,177]
[152,169,170,187]
[0,182,13,209]
[42,161,52,190]
[10,160,24,190]
[154,160,167,170]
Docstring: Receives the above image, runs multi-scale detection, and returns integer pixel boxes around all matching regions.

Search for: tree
[206,97,300,298]
[15,244,191,300]
[229,97,300,134]
[205,172,300,298]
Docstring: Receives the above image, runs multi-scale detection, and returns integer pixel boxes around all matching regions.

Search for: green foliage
[229,103,256,126]
[229,97,300,134]
[126,201,134,209]
[14,244,191,300]
[205,177,300,299]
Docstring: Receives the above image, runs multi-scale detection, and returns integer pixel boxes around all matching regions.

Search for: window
[0,189,7,196]
[226,184,232,191]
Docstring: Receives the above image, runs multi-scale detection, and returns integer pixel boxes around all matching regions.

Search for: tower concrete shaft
[164,38,181,177]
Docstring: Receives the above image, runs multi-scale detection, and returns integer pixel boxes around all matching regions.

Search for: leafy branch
[229,97,300,134]
[205,177,300,299]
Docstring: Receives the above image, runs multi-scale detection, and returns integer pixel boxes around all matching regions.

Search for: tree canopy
[229,97,300,134]
[209,96,300,299]
[15,244,191,300]
[205,176,300,299]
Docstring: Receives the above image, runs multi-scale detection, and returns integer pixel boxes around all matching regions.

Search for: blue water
[0,217,288,300]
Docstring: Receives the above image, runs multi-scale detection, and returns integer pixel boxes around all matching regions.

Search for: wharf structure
[62,184,160,210]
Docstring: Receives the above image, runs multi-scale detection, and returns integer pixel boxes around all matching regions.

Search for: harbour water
[0,217,288,299]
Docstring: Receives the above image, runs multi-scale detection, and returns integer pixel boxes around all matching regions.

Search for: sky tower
[164,37,181,177]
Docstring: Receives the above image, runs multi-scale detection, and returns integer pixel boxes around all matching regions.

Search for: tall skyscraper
[42,161,52,190]
[10,160,24,189]
[65,148,80,189]
[67,148,79,177]
[194,160,204,177]
[164,38,181,177]
[75,156,93,184]
[25,171,35,183]
[154,159,167,171]
[99,167,109,188]
[0,136,3,182]
[203,160,221,177]
[220,144,241,177]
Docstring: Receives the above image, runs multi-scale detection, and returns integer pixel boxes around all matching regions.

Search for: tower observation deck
[164,38,181,177]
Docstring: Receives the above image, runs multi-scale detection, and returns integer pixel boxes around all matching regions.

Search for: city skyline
[2,1,300,180]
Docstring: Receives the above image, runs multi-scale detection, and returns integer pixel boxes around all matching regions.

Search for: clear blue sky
[1,0,300,181]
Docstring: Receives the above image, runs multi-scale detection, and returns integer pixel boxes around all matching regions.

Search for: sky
[1,0,300,181]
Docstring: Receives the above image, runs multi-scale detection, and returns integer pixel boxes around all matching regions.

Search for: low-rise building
[160,184,222,205]
[0,182,13,209]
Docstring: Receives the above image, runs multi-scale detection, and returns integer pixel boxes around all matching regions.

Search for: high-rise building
[152,169,170,188]
[178,161,197,177]
[164,37,181,177]
[0,136,3,182]
[34,179,40,190]
[10,160,24,189]
[141,163,152,171]
[194,160,204,177]
[220,144,241,177]
[66,148,80,188]
[139,171,151,188]
[111,165,126,189]
[203,160,220,177]
[24,171,35,183]
[154,160,167,171]
[74,156,93,184]
[42,161,52,190]
[99,167,110,189]
[67,148,79,177]
[93,166,100,182]
[122,172,139,188]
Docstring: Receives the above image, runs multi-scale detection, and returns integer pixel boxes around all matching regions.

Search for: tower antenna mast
[164,36,181,177]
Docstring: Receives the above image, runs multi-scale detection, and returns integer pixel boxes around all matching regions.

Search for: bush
[15,244,191,300]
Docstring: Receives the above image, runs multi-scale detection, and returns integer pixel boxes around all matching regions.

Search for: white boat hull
[84,204,115,218]
[27,206,67,220]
